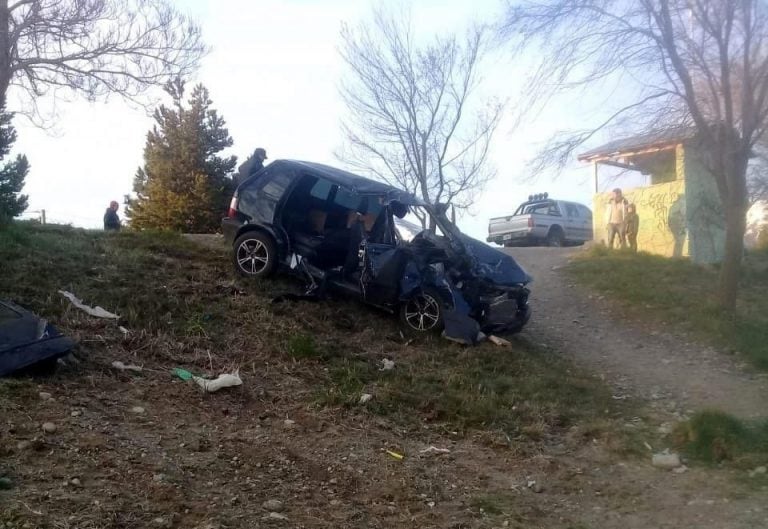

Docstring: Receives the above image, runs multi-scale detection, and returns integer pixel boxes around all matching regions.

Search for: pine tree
[126,79,237,232]
[0,109,29,224]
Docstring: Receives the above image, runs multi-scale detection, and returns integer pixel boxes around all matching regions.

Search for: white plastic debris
[192,372,242,393]
[112,361,143,373]
[652,450,682,469]
[419,446,451,455]
[380,359,395,371]
[488,335,511,347]
[359,393,373,404]
[59,290,120,319]
[118,326,130,336]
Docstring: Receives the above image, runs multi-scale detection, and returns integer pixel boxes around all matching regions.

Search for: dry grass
[0,222,639,528]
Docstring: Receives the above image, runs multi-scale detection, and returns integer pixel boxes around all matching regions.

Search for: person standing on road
[605,188,628,248]
[235,147,268,185]
[625,203,639,252]
[103,200,121,231]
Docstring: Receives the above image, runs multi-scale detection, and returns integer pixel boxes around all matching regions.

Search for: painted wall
[591,142,727,262]
[593,179,688,257]
[681,144,726,263]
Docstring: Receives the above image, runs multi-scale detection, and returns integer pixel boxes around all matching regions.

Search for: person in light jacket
[604,188,628,248]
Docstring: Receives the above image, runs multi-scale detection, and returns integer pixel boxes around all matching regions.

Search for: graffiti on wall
[593,180,687,257]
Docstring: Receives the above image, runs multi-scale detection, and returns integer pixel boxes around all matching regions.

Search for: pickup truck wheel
[546,228,564,247]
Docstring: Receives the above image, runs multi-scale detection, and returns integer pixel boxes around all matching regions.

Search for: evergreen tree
[0,109,29,224]
[126,79,236,232]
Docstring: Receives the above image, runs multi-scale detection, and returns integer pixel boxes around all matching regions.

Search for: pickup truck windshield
[514,201,561,216]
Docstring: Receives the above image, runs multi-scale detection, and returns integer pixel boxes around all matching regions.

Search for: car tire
[399,288,445,333]
[546,227,564,247]
[233,231,277,278]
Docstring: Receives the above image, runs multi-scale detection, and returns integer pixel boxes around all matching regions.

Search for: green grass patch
[287,333,323,359]
[567,247,768,370]
[0,222,229,333]
[674,410,768,465]
[318,334,627,441]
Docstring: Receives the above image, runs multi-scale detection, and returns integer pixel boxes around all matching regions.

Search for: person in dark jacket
[235,147,268,185]
[625,203,640,252]
[103,200,121,231]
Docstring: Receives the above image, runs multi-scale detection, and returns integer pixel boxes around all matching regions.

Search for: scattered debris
[385,449,404,460]
[380,359,395,371]
[652,451,682,469]
[69,478,82,488]
[263,512,288,521]
[748,466,767,478]
[192,372,242,393]
[262,499,284,512]
[118,326,130,336]
[672,465,688,474]
[0,477,13,490]
[112,361,143,373]
[419,446,451,455]
[527,480,544,493]
[173,367,194,381]
[58,290,120,319]
[488,335,512,347]
[359,393,373,404]
[41,422,57,434]
[71,410,82,417]
[38,391,52,400]
[130,406,146,414]
[283,419,297,429]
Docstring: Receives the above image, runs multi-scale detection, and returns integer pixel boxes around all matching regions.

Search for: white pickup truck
[487,196,593,247]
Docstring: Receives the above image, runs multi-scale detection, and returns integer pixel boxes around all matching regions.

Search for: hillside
[0,223,765,529]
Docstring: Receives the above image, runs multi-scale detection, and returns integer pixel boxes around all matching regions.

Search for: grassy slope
[0,222,622,442]
[566,246,768,370]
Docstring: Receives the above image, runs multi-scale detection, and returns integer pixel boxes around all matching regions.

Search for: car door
[578,205,594,241]
[563,203,581,240]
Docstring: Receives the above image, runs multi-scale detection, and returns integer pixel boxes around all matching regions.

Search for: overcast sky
[13,0,622,240]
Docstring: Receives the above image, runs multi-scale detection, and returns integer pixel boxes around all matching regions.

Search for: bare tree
[501,0,768,311]
[0,0,205,118]
[337,7,502,227]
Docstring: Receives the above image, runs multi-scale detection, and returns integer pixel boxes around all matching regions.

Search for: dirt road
[509,246,768,419]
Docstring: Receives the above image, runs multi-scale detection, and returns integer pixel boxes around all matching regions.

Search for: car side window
[548,202,562,216]
[309,178,333,201]
[579,205,593,220]
[239,169,295,222]
[565,203,579,218]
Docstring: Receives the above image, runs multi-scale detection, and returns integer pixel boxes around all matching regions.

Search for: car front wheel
[233,231,277,278]
[399,288,445,333]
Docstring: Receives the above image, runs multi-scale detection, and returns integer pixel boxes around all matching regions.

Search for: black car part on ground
[0,301,74,376]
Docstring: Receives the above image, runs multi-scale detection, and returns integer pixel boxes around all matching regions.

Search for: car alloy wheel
[402,292,442,332]
[237,238,270,275]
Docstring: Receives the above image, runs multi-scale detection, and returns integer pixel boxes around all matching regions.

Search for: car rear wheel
[546,227,564,247]
[399,288,444,333]
[233,232,277,278]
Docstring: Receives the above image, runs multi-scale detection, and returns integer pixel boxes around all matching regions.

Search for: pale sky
[13,0,615,240]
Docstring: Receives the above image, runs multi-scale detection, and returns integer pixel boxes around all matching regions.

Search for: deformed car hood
[458,234,533,286]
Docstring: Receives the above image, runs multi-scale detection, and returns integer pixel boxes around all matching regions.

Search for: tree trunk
[718,196,747,312]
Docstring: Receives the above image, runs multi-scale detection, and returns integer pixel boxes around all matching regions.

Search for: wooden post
[593,162,599,193]
[40,209,46,225]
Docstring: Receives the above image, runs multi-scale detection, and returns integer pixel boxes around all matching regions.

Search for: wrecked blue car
[222,160,531,343]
